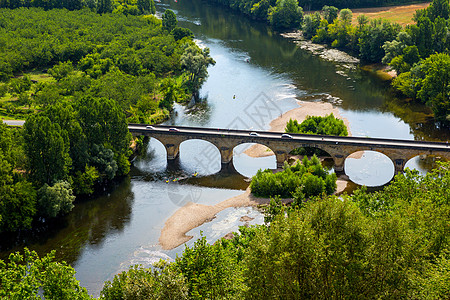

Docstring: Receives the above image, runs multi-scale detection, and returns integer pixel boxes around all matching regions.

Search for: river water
[1,0,449,296]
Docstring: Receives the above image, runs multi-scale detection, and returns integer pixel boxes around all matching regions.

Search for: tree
[37,181,75,218]
[101,261,188,299]
[137,0,155,14]
[322,5,338,24]
[0,152,37,232]
[8,75,31,96]
[171,27,194,41]
[285,114,348,136]
[181,44,215,100]
[268,0,303,30]
[76,96,132,177]
[97,0,113,13]
[427,0,450,21]
[175,235,245,298]
[23,115,72,186]
[302,12,322,39]
[48,61,74,81]
[162,9,177,32]
[0,248,92,299]
[339,8,352,24]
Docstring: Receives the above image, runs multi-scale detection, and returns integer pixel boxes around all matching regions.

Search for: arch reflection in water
[133,138,167,173]
[232,143,276,177]
[404,155,448,175]
[179,139,221,175]
[345,151,395,187]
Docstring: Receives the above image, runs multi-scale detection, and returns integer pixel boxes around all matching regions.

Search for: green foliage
[285,113,348,136]
[393,53,450,121]
[285,114,347,156]
[181,44,216,98]
[0,152,37,232]
[322,5,339,24]
[250,155,337,198]
[175,235,245,298]
[100,261,188,300]
[23,114,72,186]
[268,0,303,30]
[72,165,99,195]
[0,248,92,299]
[8,75,32,96]
[162,9,177,32]
[171,27,194,41]
[264,195,285,224]
[48,61,74,81]
[37,181,75,218]
[0,0,156,16]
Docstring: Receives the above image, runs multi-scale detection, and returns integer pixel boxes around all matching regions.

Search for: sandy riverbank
[159,177,349,250]
[159,188,284,250]
[243,100,351,158]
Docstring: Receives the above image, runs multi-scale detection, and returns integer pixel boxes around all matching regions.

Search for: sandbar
[244,100,352,158]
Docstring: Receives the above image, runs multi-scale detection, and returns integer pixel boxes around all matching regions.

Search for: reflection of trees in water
[415,155,448,171]
[383,96,450,141]
[0,177,134,265]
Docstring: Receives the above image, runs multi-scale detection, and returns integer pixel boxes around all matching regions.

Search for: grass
[351,2,431,27]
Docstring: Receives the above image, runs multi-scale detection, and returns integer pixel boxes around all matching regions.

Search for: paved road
[128,124,450,152]
[2,120,25,126]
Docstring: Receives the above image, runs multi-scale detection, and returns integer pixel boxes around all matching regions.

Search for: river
[1,0,448,296]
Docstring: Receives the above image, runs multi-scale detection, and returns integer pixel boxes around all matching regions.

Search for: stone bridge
[129,124,450,177]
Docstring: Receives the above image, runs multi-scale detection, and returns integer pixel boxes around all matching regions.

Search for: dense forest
[0,8,214,233]
[2,163,450,298]
[0,0,156,15]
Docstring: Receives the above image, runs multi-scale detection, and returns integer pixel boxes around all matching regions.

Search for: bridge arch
[136,137,168,173]
[232,142,276,177]
[404,153,448,175]
[344,150,395,187]
[179,139,221,175]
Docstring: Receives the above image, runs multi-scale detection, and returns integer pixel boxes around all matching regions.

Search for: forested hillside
[0,0,156,15]
[0,7,214,233]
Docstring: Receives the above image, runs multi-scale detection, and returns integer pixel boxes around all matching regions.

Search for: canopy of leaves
[0,248,92,299]
[285,113,348,136]
[250,155,337,198]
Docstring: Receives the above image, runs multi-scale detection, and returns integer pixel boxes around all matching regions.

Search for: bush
[250,155,337,198]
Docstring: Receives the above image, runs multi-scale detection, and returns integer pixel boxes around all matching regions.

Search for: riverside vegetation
[0,7,214,233]
[2,162,450,299]
[209,0,450,123]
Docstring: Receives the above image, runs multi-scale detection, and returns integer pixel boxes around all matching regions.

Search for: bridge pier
[275,150,288,168]
[333,154,346,175]
[393,158,406,175]
[219,146,235,173]
[165,143,180,161]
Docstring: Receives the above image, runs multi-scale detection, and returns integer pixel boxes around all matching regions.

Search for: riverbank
[159,188,278,250]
